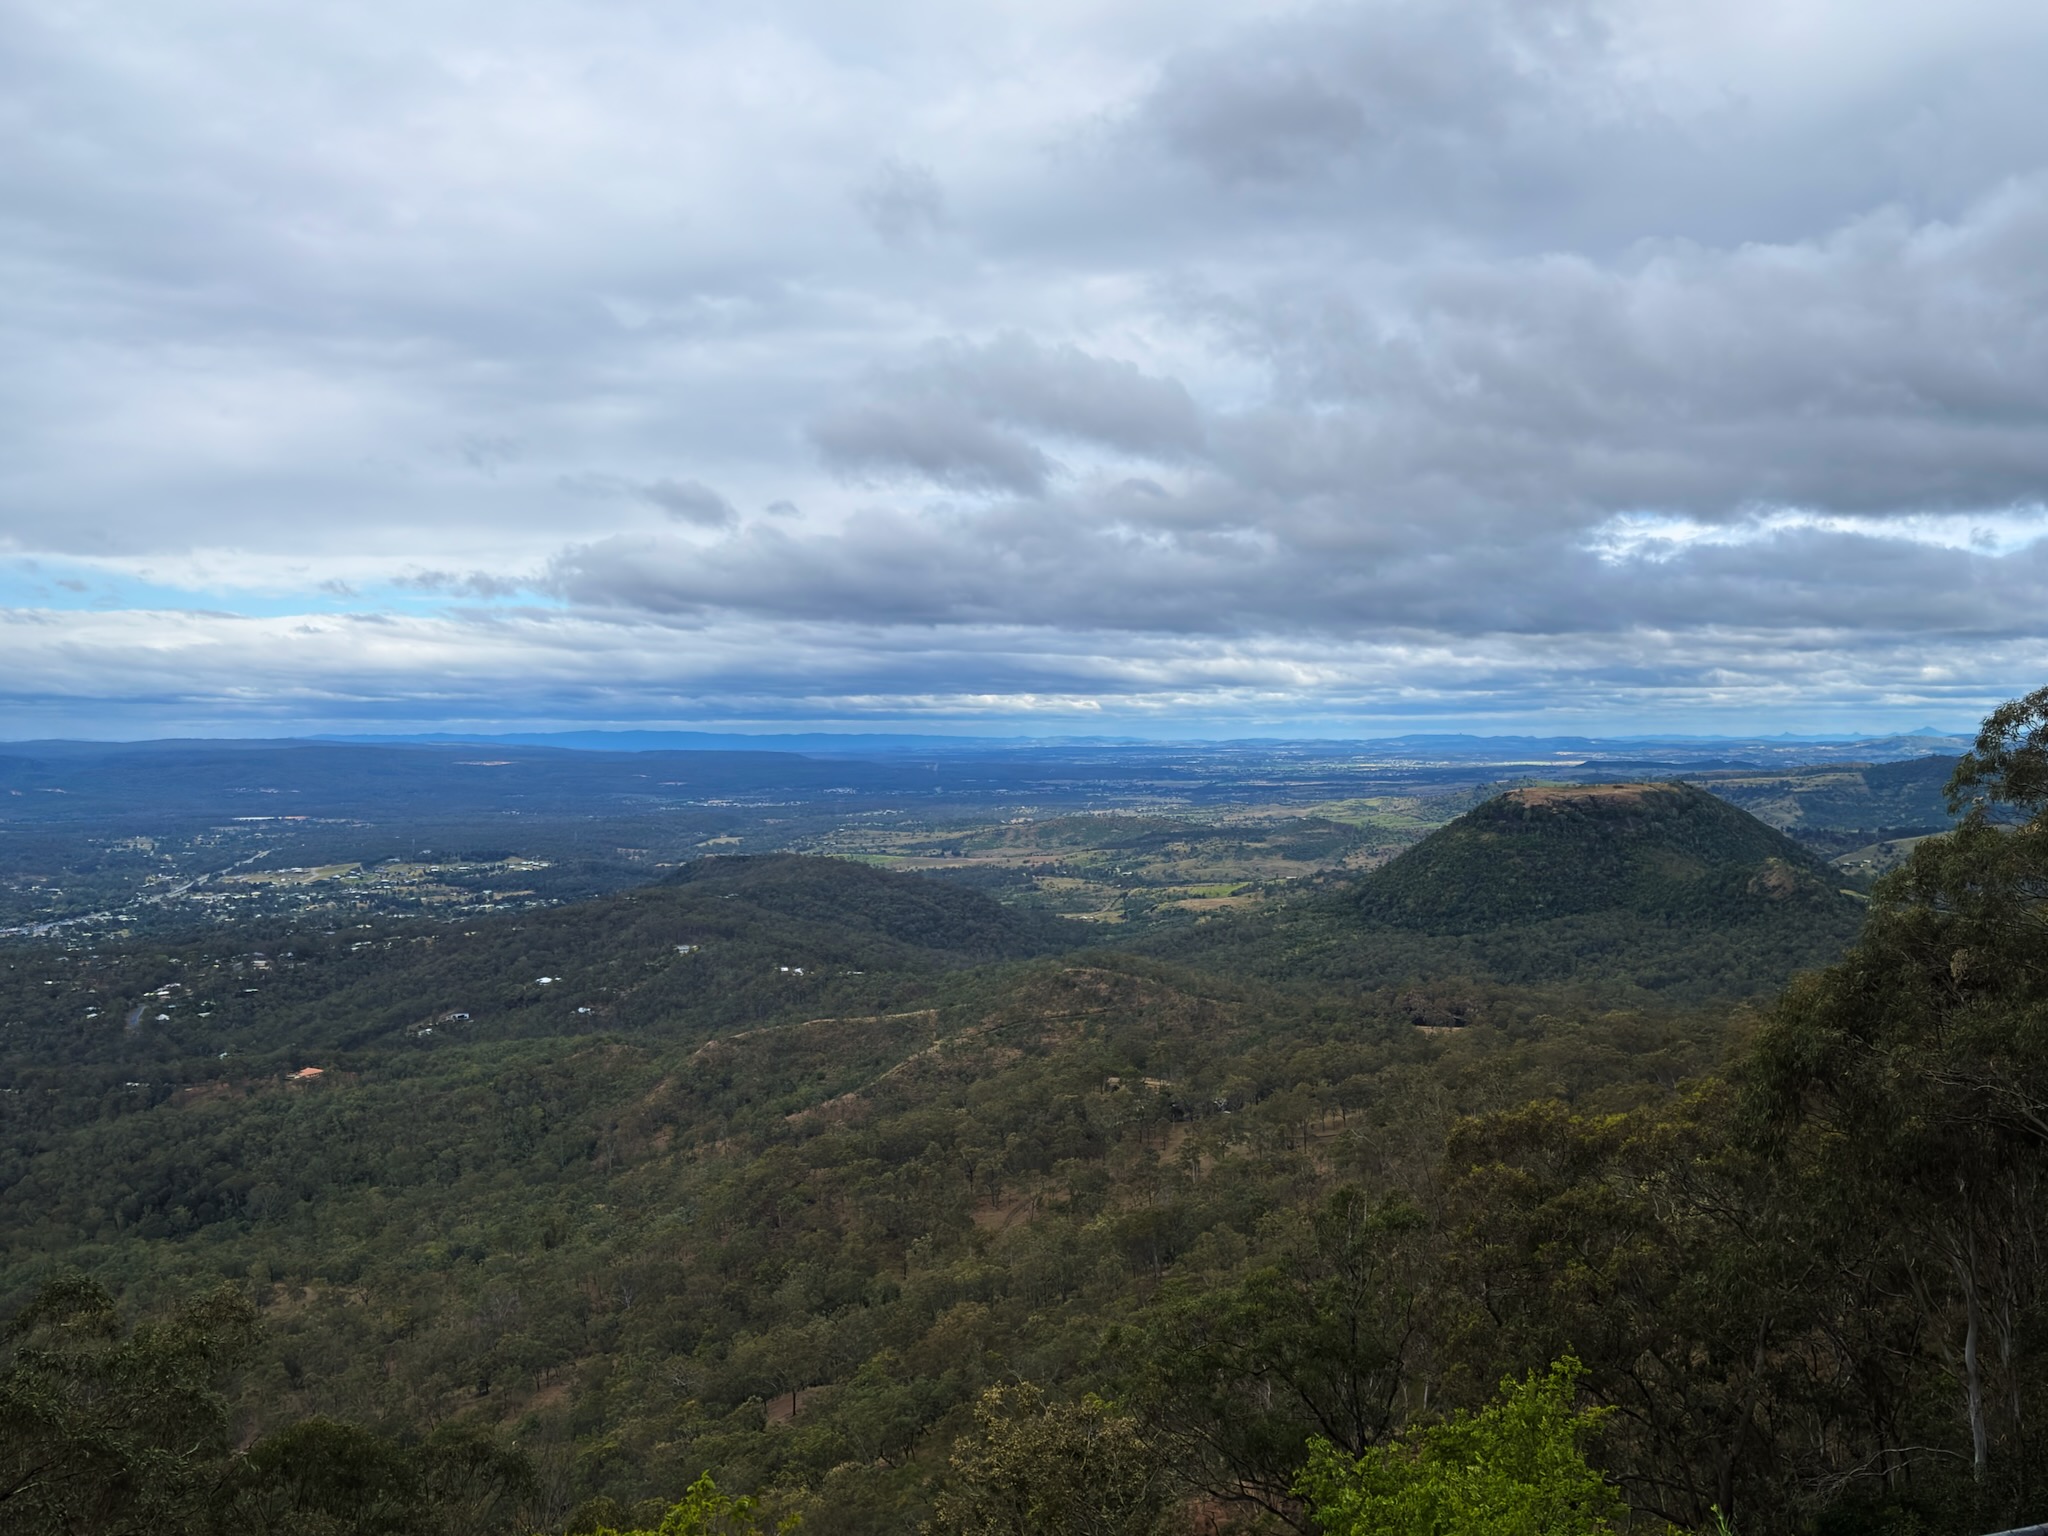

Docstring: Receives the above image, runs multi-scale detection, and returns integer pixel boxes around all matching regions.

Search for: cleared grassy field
[795,804,1452,930]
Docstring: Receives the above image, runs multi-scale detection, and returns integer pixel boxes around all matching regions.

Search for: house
[288,1066,324,1081]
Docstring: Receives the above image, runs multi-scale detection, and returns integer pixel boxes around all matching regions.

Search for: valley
[5,726,2042,1536]
[0,734,1967,939]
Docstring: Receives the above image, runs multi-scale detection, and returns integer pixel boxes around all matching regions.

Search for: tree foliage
[924,1384,1170,1536]
[1,1273,253,1535]
[568,1472,794,1536]
[1750,682,2048,1501]
[1295,1358,1625,1536]
[1110,1187,1427,1527]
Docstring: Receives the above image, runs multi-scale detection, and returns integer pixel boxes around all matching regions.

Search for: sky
[5,0,2048,740]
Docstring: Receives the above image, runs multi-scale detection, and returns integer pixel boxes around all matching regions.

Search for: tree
[1946,683,2048,815]
[1112,1187,1427,1529]
[1748,684,2048,1505]
[415,1421,540,1536]
[1294,1358,1626,1536]
[924,1384,1172,1536]
[568,1473,797,1536]
[0,1273,254,1536]
[220,1416,424,1536]
[1440,1091,1836,1529]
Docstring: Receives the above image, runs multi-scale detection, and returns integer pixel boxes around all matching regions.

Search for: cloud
[638,478,738,528]
[3,599,2038,739]
[1214,185,2048,524]
[457,435,522,476]
[809,334,1204,493]
[854,158,947,245]
[557,473,738,527]
[7,0,2048,731]
[1136,0,1616,185]
[810,398,1057,495]
[396,569,530,600]
[547,487,2048,645]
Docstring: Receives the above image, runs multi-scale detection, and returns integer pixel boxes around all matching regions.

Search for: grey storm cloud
[557,474,737,528]
[810,400,1057,495]
[638,479,739,528]
[1138,0,1616,185]
[809,335,1205,494]
[1144,185,2048,557]
[550,492,2048,642]
[7,0,2048,731]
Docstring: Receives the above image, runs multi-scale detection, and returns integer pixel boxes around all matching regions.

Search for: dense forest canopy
[4,691,2047,1533]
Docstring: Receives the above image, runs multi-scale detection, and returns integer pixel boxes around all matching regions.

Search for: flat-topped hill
[1141,781,1864,1003]
[1356,780,1850,933]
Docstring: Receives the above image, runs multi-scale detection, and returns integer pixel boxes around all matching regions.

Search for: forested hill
[1144,782,1864,1004]
[0,855,1089,1094]
[660,854,1082,960]
[1355,780,1846,931]
[1695,752,1962,844]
